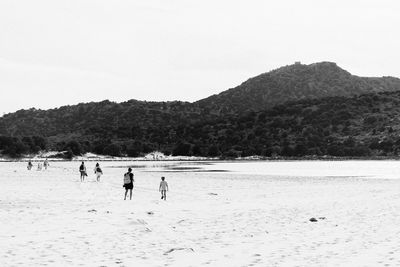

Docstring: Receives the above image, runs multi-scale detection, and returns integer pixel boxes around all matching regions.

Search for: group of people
[27,159,49,171]
[78,162,169,200]
[79,162,103,182]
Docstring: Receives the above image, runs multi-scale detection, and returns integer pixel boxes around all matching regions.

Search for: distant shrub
[172,143,192,156]
[103,143,122,157]
[64,141,82,156]
[207,145,220,157]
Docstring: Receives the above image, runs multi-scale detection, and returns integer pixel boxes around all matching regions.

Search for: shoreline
[1,155,400,162]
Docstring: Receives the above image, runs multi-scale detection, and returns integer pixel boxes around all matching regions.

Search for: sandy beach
[1,161,400,266]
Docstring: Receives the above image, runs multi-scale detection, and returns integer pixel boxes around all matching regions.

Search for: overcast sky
[0,0,399,114]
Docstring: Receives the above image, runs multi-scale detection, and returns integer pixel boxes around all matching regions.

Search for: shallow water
[99,160,400,179]
[8,159,400,178]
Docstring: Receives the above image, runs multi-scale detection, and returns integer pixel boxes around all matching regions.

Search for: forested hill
[2,62,400,158]
[2,90,400,158]
[0,100,200,137]
[196,62,400,114]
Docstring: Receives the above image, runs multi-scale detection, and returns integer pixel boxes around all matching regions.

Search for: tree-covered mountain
[1,62,400,158]
[184,91,400,158]
[196,62,400,114]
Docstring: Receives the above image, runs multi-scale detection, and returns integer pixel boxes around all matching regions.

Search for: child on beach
[79,162,87,182]
[94,163,103,182]
[123,168,134,200]
[159,176,168,200]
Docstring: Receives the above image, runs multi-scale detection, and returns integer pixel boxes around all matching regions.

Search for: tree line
[1,91,400,158]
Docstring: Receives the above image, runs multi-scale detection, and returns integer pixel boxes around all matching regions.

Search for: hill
[1,62,400,158]
[184,91,400,158]
[0,100,208,156]
[196,62,400,114]
[2,90,400,158]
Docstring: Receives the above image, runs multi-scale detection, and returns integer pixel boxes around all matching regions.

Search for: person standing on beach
[43,159,49,170]
[94,163,103,182]
[79,162,87,182]
[159,176,168,200]
[27,160,33,170]
[123,167,134,200]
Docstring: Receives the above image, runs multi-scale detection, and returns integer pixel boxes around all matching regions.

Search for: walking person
[43,159,49,170]
[94,163,103,182]
[27,160,33,170]
[123,167,134,200]
[79,162,87,182]
[159,176,169,200]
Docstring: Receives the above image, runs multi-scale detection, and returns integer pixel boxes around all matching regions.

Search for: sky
[0,0,399,115]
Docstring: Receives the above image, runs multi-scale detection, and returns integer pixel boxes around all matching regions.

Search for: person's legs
[129,189,132,200]
[163,190,166,200]
[124,188,128,200]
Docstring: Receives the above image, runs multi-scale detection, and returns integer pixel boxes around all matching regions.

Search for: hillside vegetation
[197,62,400,114]
[1,62,400,158]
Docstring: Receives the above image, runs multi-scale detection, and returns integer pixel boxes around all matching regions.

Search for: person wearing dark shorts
[123,167,134,200]
[79,162,87,182]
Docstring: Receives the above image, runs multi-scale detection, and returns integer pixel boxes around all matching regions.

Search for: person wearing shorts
[123,168,134,200]
[159,176,168,200]
[94,163,103,182]
[79,162,87,182]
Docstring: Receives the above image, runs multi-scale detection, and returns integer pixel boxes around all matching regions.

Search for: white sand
[1,161,400,266]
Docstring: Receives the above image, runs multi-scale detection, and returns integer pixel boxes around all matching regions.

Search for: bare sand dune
[1,161,400,266]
